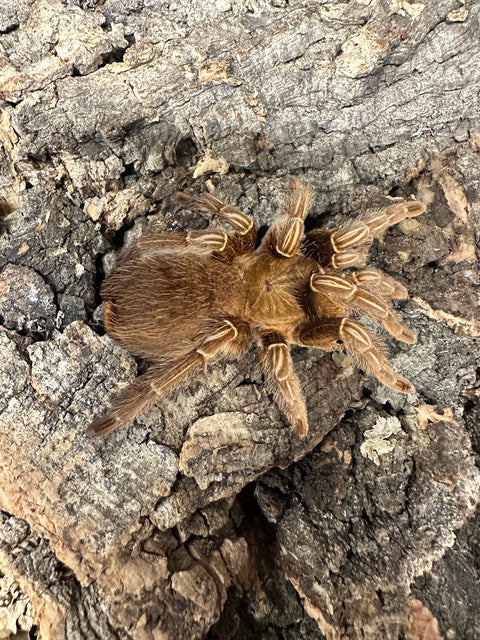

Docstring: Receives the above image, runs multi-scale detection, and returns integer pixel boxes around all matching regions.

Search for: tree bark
[1,1,479,639]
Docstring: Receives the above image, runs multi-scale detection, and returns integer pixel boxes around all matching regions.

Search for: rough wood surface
[1,1,480,639]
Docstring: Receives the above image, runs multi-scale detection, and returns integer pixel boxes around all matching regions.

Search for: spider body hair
[89,178,425,438]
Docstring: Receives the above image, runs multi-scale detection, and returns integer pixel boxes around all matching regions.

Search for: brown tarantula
[88,178,425,439]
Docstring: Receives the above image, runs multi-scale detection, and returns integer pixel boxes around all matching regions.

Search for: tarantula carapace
[88,178,425,439]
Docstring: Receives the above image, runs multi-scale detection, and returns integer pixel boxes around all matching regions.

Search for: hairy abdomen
[103,254,244,360]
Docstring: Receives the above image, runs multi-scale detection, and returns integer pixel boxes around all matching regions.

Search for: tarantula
[88,178,425,438]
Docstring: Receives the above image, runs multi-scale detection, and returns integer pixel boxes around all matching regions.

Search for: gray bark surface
[1,1,479,639]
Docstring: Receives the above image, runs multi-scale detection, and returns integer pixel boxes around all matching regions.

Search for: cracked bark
[1,1,480,639]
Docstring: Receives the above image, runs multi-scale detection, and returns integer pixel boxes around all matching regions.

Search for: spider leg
[259,176,313,258]
[133,230,230,257]
[281,176,314,220]
[259,331,308,438]
[302,201,426,268]
[173,191,256,251]
[297,318,415,394]
[350,268,408,299]
[88,318,251,436]
[87,356,199,437]
[310,271,417,344]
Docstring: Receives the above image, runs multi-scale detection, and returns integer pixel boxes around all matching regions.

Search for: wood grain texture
[1,0,480,638]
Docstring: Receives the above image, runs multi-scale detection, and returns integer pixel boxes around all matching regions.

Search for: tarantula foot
[386,200,426,225]
[87,414,119,437]
[394,376,415,394]
[293,417,309,439]
[377,370,416,395]
[383,315,417,344]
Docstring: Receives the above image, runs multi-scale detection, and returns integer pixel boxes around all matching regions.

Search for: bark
[1,1,479,639]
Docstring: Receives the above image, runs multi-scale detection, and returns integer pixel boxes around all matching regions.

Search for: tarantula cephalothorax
[88,178,425,439]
